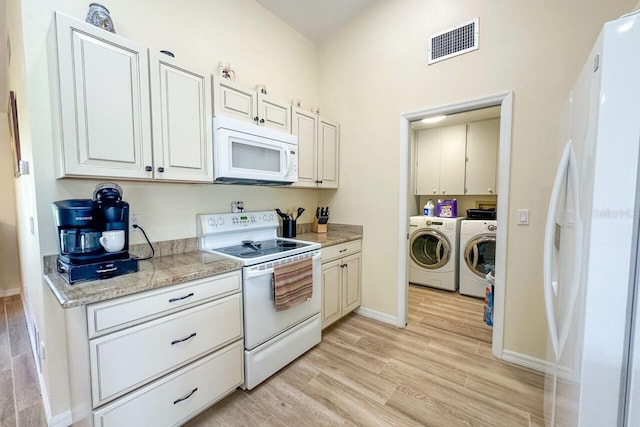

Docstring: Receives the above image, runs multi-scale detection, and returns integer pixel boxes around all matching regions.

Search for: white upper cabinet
[291,108,339,189]
[318,117,339,189]
[55,13,212,182]
[149,51,213,182]
[465,118,499,195]
[415,118,499,196]
[415,124,466,196]
[212,76,291,132]
[292,107,318,187]
[56,12,152,179]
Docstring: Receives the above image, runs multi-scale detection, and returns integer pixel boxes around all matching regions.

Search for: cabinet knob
[259,118,265,124]
[441,190,445,194]
[145,166,152,172]
[157,167,165,173]
[432,189,436,194]
[488,188,493,193]
[254,116,259,122]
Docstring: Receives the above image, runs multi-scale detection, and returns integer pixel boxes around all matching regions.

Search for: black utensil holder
[282,219,296,238]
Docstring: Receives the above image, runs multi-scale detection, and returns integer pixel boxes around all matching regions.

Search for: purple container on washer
[436,199,457,218]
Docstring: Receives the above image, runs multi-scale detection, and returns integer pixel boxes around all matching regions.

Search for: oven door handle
[245,268,275,279]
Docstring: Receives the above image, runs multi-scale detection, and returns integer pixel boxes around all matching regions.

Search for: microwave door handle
[284,149,291,177]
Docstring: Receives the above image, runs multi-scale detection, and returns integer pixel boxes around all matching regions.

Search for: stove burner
[277,241,298,248]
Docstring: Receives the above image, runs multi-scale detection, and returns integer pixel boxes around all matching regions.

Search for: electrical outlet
[130,213,140,231]
[39,340,46,360]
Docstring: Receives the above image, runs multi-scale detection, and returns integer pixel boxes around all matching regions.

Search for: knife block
[312,218,327,234]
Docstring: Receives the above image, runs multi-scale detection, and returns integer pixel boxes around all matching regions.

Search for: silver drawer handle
[96,267,117,273]
[171,332,197,345]
[173,387,198,405]
[168,292,194,303]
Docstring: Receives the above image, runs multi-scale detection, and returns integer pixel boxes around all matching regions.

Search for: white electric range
[197,211,321,389]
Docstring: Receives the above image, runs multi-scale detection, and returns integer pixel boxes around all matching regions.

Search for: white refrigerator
[544,10,640,427]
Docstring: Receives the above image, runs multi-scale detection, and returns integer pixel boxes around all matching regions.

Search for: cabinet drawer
[321,240,362,263]
[87,270,241,338]
[90,293,242,407]
[93,340,243,427]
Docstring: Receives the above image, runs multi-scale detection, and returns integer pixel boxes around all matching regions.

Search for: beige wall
[316,0,637,359]
[12,0,322,418]
[0,118,21,295]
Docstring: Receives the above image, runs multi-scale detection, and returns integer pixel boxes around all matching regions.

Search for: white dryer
[459,220,497,298]
[408,216,463,291]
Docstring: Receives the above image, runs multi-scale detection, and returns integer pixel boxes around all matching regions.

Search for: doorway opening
[396,92,513,358]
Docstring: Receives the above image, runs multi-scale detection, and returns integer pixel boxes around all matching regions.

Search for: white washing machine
[459,220,497,298]
[408,216,463,291]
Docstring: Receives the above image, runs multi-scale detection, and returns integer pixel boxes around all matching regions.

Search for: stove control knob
[269,214,275,221]
[207,217,216,227]
[263,214,268,221]
[217,217,224,226]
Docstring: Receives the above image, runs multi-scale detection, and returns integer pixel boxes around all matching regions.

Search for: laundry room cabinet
[414,118,499,196]
[321,240,361,329]
[465,118,499,195]
[212,75,291,132]
[54,12,212,182]
[291,107,340,189]
[415,124,466,196]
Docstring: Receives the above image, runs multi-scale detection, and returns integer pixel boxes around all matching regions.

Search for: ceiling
[254,0,376,43]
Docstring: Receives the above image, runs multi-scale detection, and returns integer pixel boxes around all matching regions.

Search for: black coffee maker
[53,183,138,284]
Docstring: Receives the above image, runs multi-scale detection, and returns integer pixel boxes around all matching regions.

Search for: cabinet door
[465,118,499,195]
[415,128,440,195]
[212,75,258,124]
[321,259,342,329]
[438,124,466,196]
[56,13,152,179]
[258,94,291,132]
[149,52,213,182]
[342,253,362,315]
[318,117,339,189]
[291,108,318,187]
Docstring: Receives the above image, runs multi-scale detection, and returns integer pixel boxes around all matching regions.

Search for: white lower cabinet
[321,240,362,329]
[64,270,244,426]
[93,341,243,427]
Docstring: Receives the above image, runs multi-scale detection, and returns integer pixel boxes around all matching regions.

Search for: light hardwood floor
[186,285,545,426]
[0,295,46,427]
[0,287,544,426]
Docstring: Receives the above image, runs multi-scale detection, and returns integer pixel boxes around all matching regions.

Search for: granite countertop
[45,249,242,309]
[295,224,363,247]
[44,224,363,309]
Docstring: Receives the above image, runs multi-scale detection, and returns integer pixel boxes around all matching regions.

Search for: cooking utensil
[275,208,289,220]
[295,207,305,220]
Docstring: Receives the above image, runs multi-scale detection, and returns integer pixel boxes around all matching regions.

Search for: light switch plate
[517,209,530,225]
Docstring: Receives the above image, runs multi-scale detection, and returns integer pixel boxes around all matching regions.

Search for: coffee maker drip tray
[57,257,139,284]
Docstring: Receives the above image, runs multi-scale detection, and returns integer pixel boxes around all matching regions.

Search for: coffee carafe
[53,199,104,264]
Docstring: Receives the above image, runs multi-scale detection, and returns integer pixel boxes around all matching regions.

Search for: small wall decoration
[8,91,22,177]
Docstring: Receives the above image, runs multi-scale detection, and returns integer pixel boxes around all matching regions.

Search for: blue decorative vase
[86,3,115,33]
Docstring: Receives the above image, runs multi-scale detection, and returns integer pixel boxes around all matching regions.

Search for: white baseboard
[355,306,398,326]
[502,349,554,374]
[0,288,20,298]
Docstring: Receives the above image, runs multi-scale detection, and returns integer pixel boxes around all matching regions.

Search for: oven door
[214,126,298,184]
[242,251,321,350]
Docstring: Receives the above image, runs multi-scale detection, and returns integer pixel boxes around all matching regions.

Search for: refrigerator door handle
[544,142,571,359]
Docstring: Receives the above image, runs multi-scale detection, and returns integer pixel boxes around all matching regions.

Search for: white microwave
[213,116,298,185]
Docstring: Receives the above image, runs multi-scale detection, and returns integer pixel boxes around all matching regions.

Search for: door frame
[397,92,513,359]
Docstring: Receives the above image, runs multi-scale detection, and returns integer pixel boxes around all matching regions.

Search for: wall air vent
[428,18,479,65]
